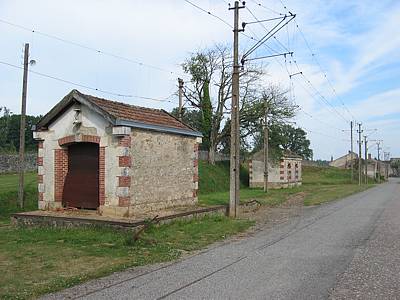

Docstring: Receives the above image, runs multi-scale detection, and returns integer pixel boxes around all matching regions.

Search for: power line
[0,60,176,104]
[270,0,356,121]
[248,0,285,16]
[301,126,350,142]
[182,0,232,28]
[242,4,350,127]
[293,60,350,122]
[0,18,188,79]
[299,107,343,132]
[294,20,356,121]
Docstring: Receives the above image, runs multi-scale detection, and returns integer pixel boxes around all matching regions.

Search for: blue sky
[0,0,399,159]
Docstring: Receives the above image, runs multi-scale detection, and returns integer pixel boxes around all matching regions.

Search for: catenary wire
[0,60,176,103]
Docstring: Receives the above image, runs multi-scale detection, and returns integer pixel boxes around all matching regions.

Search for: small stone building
[249,150,302,189]
[33,90,202,217]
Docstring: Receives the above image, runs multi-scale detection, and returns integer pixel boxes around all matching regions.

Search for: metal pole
[229,1,244,217]
[18,43,29,209]
[358,123,362,186]
[178,78,184,121]
[377,141,381,183]
[350,121,354,182]
[263,107,269,193]
[364,135,368,184]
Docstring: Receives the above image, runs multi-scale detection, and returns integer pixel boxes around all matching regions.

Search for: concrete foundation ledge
[11,205,229,230]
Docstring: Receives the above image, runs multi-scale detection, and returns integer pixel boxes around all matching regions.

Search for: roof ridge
[75,90,166,113]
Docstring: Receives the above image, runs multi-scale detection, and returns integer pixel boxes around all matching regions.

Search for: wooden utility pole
[263,107,269,193]
[229,1,244,217]
[350,121,354,182]
[18,43,29,209]
[357,123,362,186]
[364,135,368,184]
[178,78,184,121]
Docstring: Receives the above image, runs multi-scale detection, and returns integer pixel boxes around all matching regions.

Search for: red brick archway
[55,135,105,206]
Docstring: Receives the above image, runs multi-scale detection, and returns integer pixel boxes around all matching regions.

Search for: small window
[287,163,291,169]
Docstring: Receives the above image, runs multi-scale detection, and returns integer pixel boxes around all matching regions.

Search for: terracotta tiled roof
[77,91,193,132]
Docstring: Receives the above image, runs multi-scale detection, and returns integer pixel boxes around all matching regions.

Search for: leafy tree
[220,85,299,158]
[0,107,41,153]
[253,124,313,160]
[181,44,264,164]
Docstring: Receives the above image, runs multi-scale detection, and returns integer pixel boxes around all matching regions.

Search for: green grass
[198,161,248,194]
[0,172,37,224]
[0,216,252,299]
[199,163,375,207]
[0,171,253,299]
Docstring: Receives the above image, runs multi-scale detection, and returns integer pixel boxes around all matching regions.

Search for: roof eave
[115,119,203,138]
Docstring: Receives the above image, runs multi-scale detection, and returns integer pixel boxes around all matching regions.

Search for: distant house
[249,150,302,189]
[366,154,391,179]
[329,151,358,169]
[33,90,202,218]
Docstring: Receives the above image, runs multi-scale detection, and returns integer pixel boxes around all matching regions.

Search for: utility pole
[376,141,382,183]
[263,107,269,193]
[350,121,354,182]
[357,123,362,186]
[18,43,29,209]
[364,135,368,184]
[229,1,244,217]
[178,78,184,121]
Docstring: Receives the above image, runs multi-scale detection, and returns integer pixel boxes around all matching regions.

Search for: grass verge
[0,216,253,299]
[0,172,37,225]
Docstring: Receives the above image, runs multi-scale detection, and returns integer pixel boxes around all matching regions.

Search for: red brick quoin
[54,149,68,202]
[117,135,132,207]
[99,146,105,205]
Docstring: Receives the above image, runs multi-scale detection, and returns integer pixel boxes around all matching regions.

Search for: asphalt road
[44,179,400,300]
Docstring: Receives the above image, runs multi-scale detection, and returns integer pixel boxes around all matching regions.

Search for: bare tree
[182,44,264,164]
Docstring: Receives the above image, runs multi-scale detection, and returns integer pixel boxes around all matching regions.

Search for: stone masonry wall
[249,157,302,189]
[0,153,37,173]
[130,129,198,214]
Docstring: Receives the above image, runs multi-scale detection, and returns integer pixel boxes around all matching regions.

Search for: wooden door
[62,143,99,209]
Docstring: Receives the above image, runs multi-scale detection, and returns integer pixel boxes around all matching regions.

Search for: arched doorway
[62,142,99,209]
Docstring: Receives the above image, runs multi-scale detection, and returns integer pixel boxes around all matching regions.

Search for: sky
[0,0,399,160]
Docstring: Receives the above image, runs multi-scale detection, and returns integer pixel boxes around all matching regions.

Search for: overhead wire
[244,4,350,132]
[268,0,356,121]
[0,18,188,79]
[183,0,350,143]
[294,20,356,121]
[0,60,176,104]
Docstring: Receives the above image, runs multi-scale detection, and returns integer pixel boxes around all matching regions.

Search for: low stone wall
[11,201,261,230]
[0,153,37,173]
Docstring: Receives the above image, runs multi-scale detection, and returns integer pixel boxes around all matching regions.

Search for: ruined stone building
[249,150,302,189]
[33,90,202,217]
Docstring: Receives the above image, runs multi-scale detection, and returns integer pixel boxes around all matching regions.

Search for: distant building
[329,151,358,169]
[249,150,302,189]
[366,154,392,179]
